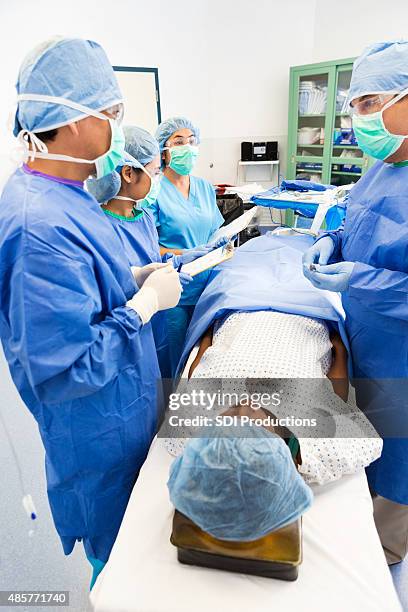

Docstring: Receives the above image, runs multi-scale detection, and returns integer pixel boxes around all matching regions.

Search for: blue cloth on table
[251,183,345,230]
[280,179,330,192]
[176,233,348,376]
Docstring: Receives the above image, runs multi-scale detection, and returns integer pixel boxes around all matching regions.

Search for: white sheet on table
[90,438,401,612]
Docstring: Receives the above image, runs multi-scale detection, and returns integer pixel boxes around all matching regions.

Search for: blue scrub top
[103,207,162,266]
[103,207,170,376]
[148,175,224,305]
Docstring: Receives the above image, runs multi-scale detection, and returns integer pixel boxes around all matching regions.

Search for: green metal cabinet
[286,57,374,186]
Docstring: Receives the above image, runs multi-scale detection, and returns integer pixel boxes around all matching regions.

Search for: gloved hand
[303,236,335,266]
[303,236,336,285]
[207,235,237,248]
[131,262,168,288]
[127,264,182,324]
[305,261,355,293]
[171,245,213,268]
[179,271,193,287]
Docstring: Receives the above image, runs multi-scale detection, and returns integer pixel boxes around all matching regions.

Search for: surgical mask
[164,144,199,175]
[113,166,162,209]
[351,90,408,160]
[139,172,161,207]
[15,94,125,179]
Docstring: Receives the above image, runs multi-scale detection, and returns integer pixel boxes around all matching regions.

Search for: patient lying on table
[165,311,382,485]
[164,234,382,486]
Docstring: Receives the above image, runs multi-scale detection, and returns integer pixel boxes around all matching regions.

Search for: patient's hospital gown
[165,311,382,485]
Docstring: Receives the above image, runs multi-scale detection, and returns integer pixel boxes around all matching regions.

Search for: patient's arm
[327,331,349,402]
[188,324,214,378]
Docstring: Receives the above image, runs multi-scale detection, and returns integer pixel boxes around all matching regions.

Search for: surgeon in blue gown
[87,125,228,378]
[0,38,183,588]
[303,41,408,565]
[150,117,225,374]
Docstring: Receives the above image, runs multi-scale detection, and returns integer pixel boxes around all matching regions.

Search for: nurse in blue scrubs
[151,117,225,374]
[87,125,222,377]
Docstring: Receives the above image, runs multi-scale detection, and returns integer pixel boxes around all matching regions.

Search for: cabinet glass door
[330,65,366,186]
[288,66,336,184]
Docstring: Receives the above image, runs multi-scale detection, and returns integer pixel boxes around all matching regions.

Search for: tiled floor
[391,560,408,611]
[0,351,92,612]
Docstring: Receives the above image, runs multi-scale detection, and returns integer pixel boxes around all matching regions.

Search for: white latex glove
[127,264,182,324]
[131,262,168,288]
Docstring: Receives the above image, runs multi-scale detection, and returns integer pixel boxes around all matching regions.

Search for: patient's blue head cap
[349,40,408,104]
[168,425,313,541]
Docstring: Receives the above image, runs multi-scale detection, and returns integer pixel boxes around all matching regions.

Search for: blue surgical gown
[0,168,161,562]
[148,175,224,305]
[102,207,170,377]
[327,160,408,504]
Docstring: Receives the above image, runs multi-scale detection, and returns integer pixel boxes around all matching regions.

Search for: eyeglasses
[167,135,198,147]
[103,103,125,124]
[140,165,163,182]
[144,161,163,178]
[349,94,396,116]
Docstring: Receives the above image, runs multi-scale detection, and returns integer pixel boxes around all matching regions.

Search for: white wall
[2,1,408,188]
[313,0,408,63]
[200,0,317,183]
[0,0,317,187]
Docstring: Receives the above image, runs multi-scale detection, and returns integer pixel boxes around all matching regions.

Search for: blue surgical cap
[124,126,160,166]
[348,40,408,104]
[168,425,313,542]
[14,37,123,136]
[86,153,143,203]
[155,116,201,152]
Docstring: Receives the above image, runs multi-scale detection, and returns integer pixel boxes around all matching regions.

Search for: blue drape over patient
[177,234,348,376]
